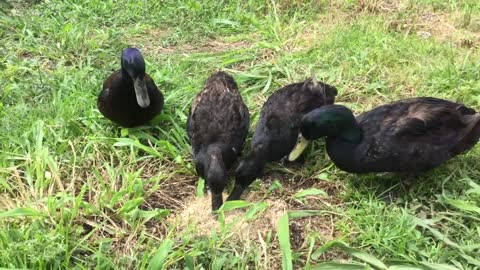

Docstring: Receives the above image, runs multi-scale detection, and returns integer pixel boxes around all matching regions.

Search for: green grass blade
[419,262,461,270]
[339,244,387,270]
[219,200,251,211]
[441,195,480,214]
[148,238,174,270]
[312,240,387,270]
[278,213,293,270]
[466,180,480,195]
[293,188,328,199]
[196,178,205,198]
[245,202,268,219]
[113,138,162,157]
[411,217,460,249]
[459,253,480,267]
[388,265,431,270]
[288,210,328,219]
[307,262,369,270]
[0,207,43,218]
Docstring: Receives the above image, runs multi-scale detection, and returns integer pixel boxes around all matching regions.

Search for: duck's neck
[203,144,228,192]
[338,125,362,142]
[326,125,363,173]
[204,143,226,164]
[206,146,224,172]
[121,69,135,88]
[121,69,132,80]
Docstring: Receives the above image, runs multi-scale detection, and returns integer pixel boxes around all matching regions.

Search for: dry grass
[386,8,480,48]
[171,190,342,268]
[283,11,352,53]
[355,0,404,14]
[129,28,254,57]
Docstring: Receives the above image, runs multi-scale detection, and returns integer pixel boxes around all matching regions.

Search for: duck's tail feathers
[452,113,480,155]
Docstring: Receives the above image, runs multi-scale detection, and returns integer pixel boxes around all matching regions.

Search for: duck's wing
[99,70,122,100]
[392,98,477,142]
[355,97,479,172]
[186,91,203,142]
[366,97,480,153]
[222,96,250,159]
[97,70,123,114]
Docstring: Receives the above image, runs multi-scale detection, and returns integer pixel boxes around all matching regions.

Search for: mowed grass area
[1,0,480,269]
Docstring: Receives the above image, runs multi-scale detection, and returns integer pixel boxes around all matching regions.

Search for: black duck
[187,71,250,211]
[227,74,338,201]
[98,48,164,127]
[289,97,480,176]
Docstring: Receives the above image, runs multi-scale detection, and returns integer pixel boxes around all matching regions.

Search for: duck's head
[300,105,358,139]
[304,72,338,105]
[289,105,361,161]
[121,48,150,108]
[201,145,228,211]
[205,150,227,193]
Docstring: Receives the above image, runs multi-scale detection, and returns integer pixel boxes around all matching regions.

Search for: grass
[1,0,480,269]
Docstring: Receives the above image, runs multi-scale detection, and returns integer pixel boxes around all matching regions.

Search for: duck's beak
[134,77,150,108]
[288,134,309,161]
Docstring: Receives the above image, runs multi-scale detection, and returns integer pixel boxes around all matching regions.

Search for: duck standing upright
[289,97,480,176]
[227,74,338,201]
[98,48,164,127]
[187,71,250,211]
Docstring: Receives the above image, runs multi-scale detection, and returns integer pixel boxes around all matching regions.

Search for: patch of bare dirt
[141,171,197,211]
[388,11,480,48]
[328,0,480,49]
[129,28,254,56]
[355,0,404,14]
[164,165,345,268]
[2,0,42,16]
[175,195,288,238]
[260,169,344,200]
[173,192,342,268]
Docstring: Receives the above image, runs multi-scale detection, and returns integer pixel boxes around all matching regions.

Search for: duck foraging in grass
[227,73,338,202]
[98,48,164,127]
[289,97,480,177]
[187,71,250,211]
